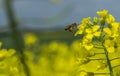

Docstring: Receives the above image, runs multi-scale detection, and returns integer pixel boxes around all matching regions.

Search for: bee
[65,23,77,32]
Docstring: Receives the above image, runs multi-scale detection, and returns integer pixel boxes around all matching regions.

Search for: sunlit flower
[103,27,112,36]
[79,70,94,76]
[0,49,7,61]
[75,24,85,36]
[24,33,37,46]
[79,71,88,76]
[93,16,99,24]
[85,34,93,40]
[85,25,101,40]
[81,38,94,51]
[106,14,115,24]
[76,57,90,65]
[103,23,119,38]
[97,9,108,17]
[10,67,19,76]
[111,22,119,30]
[81,17,91,24]
[104,39,115,53]
[7,49,16,57]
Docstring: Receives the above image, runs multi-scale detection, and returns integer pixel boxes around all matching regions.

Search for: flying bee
[65,23,77,32]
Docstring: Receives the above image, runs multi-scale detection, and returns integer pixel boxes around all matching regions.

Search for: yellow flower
[82,38,93,51]
[10,67,19,76]
[24,33,37,46]
[75,17,93,36]
[85,34,93,40]
[93,16,99,24]
[104,39,115,53]
[81,17,91,24]
[84,43,94,51]
[111,22,119,30]
[97,9,108,17]
[0,49,7,61]
[103,24,119,38]
[103,27,112,36]
[7,49,16,57]
[85,28,92,34]
[99,17,106,25]
[76,58,90,65]
[106,14,115,24]
[92,25,100,32]
[79,70,88,76]
[85,25,101,40]
[92,25,101,36]
[74,24,85,36]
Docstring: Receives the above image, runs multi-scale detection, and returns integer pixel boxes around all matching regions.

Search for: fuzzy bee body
[65,23,77,32]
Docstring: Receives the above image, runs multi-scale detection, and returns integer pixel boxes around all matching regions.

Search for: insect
[65,23,77,32]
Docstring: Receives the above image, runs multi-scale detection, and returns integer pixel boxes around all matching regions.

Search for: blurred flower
[0,49,7,61]
[93,16,99,24]
[0,61,10,74]
[24,33,37,46]
[97,9,108,17]
[79,70,88,76]
[81,17,91,24]
[79,70,94,76]
[106,14,115,24]
[10,67,19,76]
[7,49,16,57]
[76,57,90,65]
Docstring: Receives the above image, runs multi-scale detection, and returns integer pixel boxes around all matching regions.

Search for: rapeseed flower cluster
[75,9,120,53]
[0,42,21,76]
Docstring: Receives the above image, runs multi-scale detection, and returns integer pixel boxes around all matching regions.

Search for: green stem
[4,0,30,76]
[99,22,114,76]
[102,44,114,76]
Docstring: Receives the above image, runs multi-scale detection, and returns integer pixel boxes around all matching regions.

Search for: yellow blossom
[104,39,115,53]
[106,14,115,24]
[103,25,119,38]
[0,49,7,61]
[111,22,119,30]
[97,9,108,17]
[79,70,88,76]
[24,33,37,46]
[93,16,99,24]
[76,58,90,65]
[74,24,85,36]
[7,49,16,57]
[81,17,91,24]
[85,28,92,34]
[85,34,93,40]
[85,25,101,40]
[92,25,100,32]
[81,38,93,51]
[103,27,112,36]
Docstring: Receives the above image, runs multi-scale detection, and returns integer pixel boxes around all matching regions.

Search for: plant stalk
[4,0,30,76]
[102,45,114,76]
